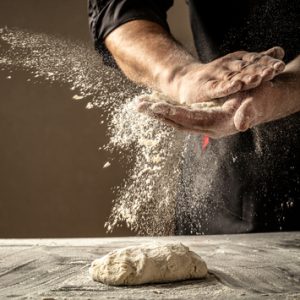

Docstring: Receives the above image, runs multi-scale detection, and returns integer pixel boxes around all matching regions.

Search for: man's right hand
[105,20,285,137]
[164,47,285,105]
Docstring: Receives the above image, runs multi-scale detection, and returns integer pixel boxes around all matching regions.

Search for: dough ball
[89,242,208,286]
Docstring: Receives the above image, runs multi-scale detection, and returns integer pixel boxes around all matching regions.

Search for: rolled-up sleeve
[88,0,173,66]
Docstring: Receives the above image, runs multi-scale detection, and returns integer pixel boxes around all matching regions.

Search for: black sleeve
[88,0,174,67]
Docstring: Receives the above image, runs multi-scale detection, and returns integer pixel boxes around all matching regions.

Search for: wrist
[158,61,202,104]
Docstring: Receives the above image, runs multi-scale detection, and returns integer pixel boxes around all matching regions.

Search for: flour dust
[0,27,187,235]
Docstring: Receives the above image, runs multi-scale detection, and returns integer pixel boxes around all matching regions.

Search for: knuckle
[233,50,247,57]
[260,55,275,63]
[220,56,231,64]
[206,79,219,89]
[223,71,237,80]
[235,60,247,70]
[243,53,261,62]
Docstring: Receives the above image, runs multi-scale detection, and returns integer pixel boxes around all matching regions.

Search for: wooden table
[0,232,299,299]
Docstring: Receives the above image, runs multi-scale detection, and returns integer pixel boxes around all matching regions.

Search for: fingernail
[239,119,251,132]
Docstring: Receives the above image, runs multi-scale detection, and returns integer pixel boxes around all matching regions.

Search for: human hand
[138,68,300,139]
[137,51,300,139]
[165,46,285,105]
[137,95,240,139]
[233,68,300,131]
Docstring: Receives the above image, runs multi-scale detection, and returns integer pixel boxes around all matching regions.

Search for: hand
[234,69,300,131]
[137,95,240,139]
[165,47,285,105]
[137,52,300,139]
[137,57,299,138]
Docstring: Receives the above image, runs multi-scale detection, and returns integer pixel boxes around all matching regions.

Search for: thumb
[234,98,256,132]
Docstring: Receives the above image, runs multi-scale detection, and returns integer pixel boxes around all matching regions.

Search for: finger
[226,60,248,72]
[151,103,238,138]
[138,101,196,125]
[240,63,284,86]
[242,50,285,75]
[234,98,256,132]
[151,102,176,115]
[162,114,216,134]
[257,55,285,73]
[259,66,277,81]
[226,47,284,62]
[204,79,243,99]
[137,100,174,116]
[136,99,153,113]
[242,52,264,63]
[150,102,215,127]
[226,50,248,60]
[231,63,282,88]
[262,46,285,60]
[153,104,197,124]
[225,70,262,94]
[239,74,262,90]
[221,96,243,114]
[150,111,212,134]
[163,105,230,128]
[136,101,192,131]
[165,111,237,139]
[159,116,206,134]
[242,51,284,73]
[137,98,236,136]
[152,113,187,131]
[137,100,215,128]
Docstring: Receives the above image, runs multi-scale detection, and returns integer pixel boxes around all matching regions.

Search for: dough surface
[89,242,208,286]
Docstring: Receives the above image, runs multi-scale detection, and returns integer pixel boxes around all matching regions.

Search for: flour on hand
[89,242,208,286]
[147,91,226,111]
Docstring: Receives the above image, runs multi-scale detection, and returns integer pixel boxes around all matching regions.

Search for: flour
[148,90,226,110]
[104,98,184,235]
[0,27,190,236]
[103,161,111,168]
[90,242,208,285]
[0,27,140,110]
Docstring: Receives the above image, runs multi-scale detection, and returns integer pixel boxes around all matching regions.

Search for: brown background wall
[0,0,193,237]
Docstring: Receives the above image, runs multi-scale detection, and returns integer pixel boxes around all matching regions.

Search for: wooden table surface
[0,232,299,299]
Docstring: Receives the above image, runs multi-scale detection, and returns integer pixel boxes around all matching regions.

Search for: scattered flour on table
[90,242,208,285]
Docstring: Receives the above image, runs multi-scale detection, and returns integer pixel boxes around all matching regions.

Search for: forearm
[105,20,286,106]
[104,20,197,93]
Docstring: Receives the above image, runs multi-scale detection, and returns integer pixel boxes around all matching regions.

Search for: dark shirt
[88,0,300,234]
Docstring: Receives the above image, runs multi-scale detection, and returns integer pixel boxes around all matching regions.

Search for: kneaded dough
[89,242,208,286]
